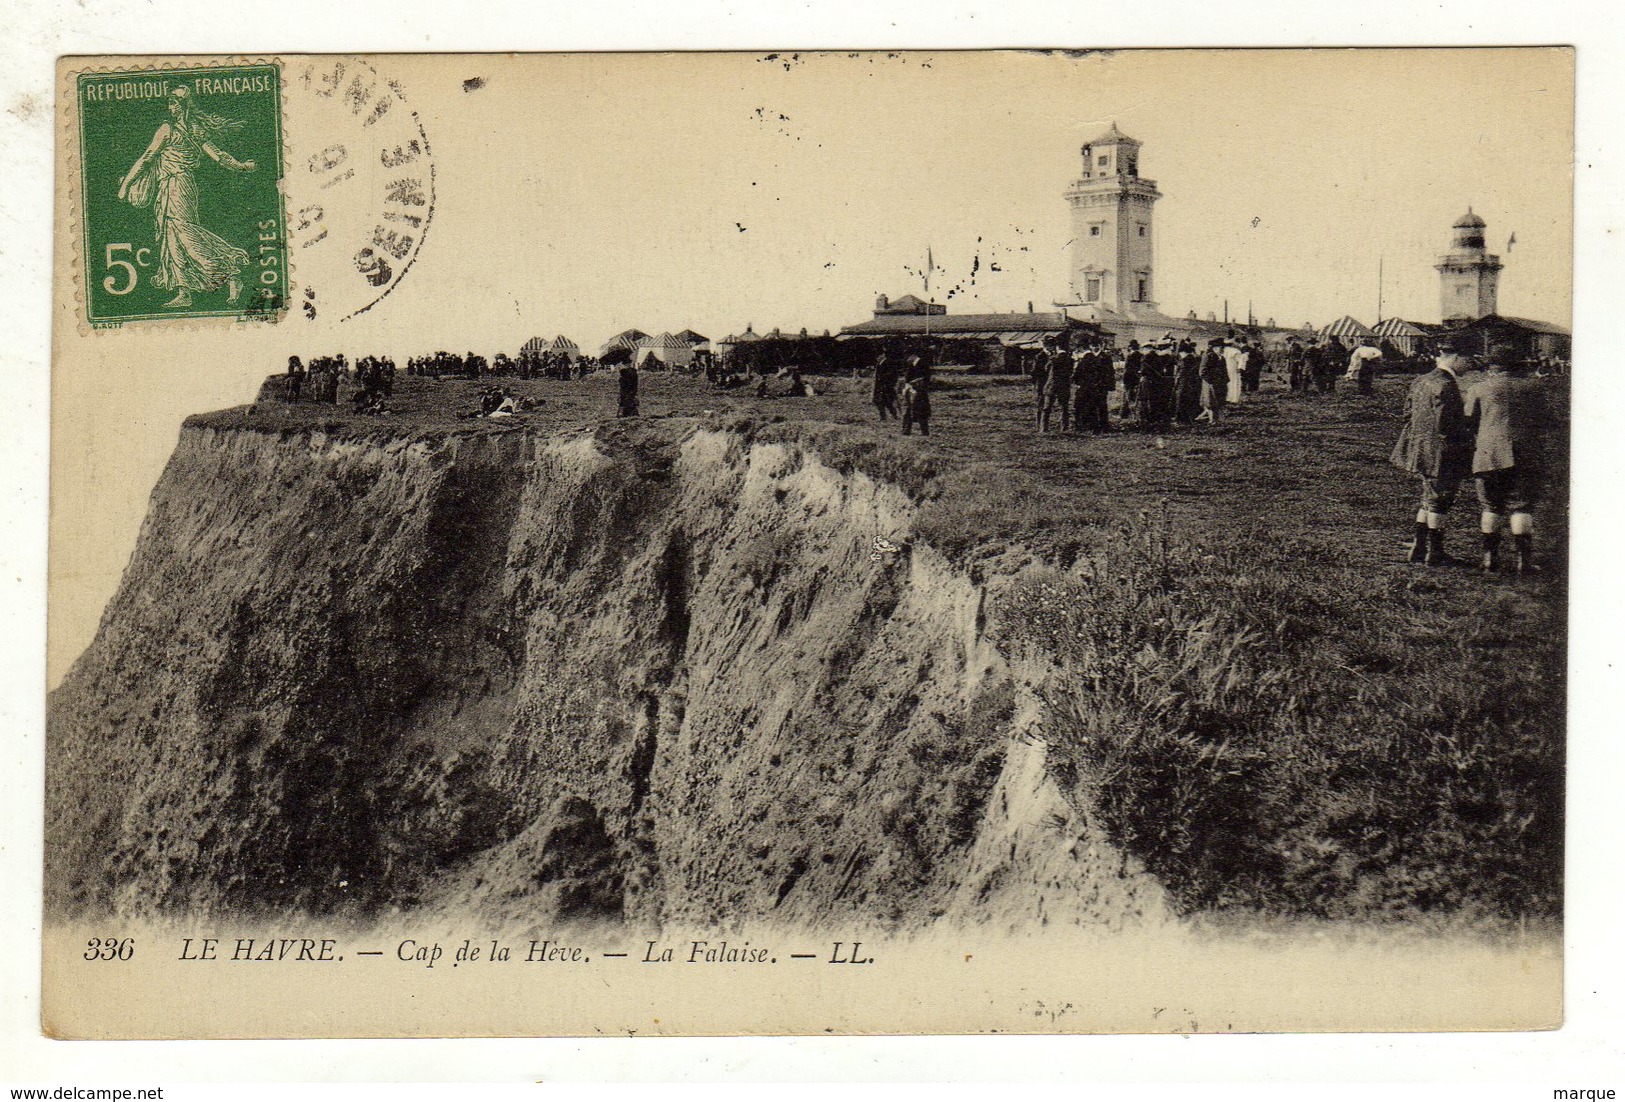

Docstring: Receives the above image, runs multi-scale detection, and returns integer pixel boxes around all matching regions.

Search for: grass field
[228,362,1568,926]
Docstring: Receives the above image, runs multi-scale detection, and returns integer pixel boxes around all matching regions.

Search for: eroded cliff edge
[47,417,1166,932]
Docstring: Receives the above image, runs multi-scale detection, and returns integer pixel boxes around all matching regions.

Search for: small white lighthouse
[1435,208,1502,321]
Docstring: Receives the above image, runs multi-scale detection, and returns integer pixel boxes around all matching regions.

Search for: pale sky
[50,48,1574,681]
[355,48,1574,353]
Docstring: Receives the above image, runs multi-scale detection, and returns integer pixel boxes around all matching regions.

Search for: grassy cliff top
[199,367,1568,572]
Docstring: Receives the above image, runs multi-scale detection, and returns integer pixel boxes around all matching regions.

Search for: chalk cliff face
[46,418,1166,931]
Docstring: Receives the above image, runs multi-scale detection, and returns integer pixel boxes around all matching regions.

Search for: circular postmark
[284,57,435,322]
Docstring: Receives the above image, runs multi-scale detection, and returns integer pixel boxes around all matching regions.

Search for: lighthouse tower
[1435,208,1502,321]
[1062,124,1162,319]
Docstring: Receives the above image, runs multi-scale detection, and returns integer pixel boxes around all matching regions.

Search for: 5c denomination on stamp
[75,62,288,326]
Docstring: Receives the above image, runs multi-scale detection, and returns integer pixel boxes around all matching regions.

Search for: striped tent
[1320,315,1375,349]
[599,328,650,357]
[636,331,694,369]
[1373,317,1428,356]
[520,336,551,359]
[549,334,580,362]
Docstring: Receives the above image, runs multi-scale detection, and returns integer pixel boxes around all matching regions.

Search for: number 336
[83,937,134,961]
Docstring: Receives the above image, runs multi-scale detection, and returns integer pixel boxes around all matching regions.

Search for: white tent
[636,332,694,369]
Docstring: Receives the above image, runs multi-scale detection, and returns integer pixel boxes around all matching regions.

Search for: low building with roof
[872,293,946,317]
[1458,314,1571,362]
[838,305,1106,371]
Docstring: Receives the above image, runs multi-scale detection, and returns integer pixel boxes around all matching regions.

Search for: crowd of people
[397,349,608,380]
[284,354,398,411]
[1015,331,1271,434]
[856,327,1556,574]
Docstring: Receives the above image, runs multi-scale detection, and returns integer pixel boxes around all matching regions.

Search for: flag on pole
[925,246,934,294]
[1507,232,1517,252]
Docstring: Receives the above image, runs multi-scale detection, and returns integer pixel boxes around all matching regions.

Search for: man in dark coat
[1310,338,1337,394]
[1391,333,1475,564]
[1172,339,1202,424]
[1137,340,1172,430]
[1197,340,1228,423]
[1070,342,1107,433]
[1242,341,1264,393]
[900,355,932,436]
[617,361,640,417]
[871,352,899,421]
[1030,342,1052,427]
[1466,343,1547,573]
[1120,340,1142,418]
[1069,343,1093,432]
[1085,342,1116,432]
[1285,340,1306,392]
[1040,340,1073,433]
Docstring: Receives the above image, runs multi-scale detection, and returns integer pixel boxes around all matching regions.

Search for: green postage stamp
[75,63,288,326]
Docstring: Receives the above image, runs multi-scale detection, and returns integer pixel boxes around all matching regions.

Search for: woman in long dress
[117,87,256,308]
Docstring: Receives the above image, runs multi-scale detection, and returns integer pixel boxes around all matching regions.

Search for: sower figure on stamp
[1391,331,1476,565]
[1465,343,1547,574]
[118,87,256,309]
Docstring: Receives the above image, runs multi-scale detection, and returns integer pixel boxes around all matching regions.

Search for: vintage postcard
[45,49,1572,1039]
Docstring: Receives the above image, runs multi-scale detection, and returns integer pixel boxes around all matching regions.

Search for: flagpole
[924,245,932,348]
[1377,256,1383,323]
